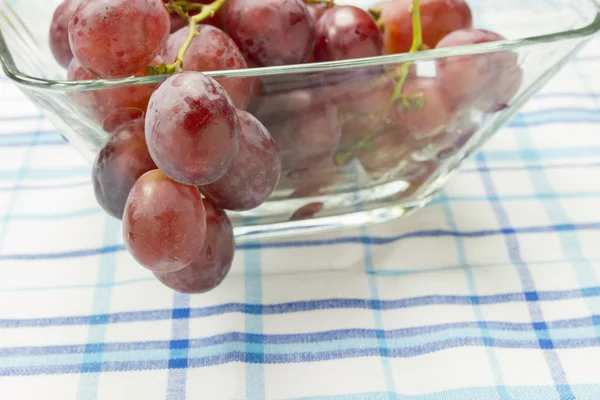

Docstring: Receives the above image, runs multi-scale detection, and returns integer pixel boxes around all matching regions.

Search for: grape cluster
[50,0,522,294]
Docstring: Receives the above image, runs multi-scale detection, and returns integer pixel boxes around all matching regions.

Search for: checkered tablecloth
[1,30,600,400]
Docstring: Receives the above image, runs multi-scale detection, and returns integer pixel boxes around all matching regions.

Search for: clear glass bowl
[1,0,599,241]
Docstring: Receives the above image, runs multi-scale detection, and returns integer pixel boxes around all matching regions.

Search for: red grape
[49,0,79,68]
[169,14,187,33]
[145,72,240,185]
[291,202,324,220]
[374,0,472,54]
[162,25,251,109]
[154,199,235,294]
[314,5,384,62]
[123,169,207,273]
[436,29,522,113]
[67,57,160,124]
[225,0,315,66]
[252,89,341,171]
[395,77,453,140]
[357,127,413,177]
[102,107,146,133]
[332,77,396,150]
[200,110,281,211]
[68,0,170,78]
[93,119,157,219]
[287,157,340,198]
[307,3,330,23]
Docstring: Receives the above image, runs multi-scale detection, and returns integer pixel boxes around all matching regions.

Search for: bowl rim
[1,0,600,92]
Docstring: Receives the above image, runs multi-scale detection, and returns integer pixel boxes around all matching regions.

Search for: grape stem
[303,0,335,5]
[335,0,423,166]
[149,0,228,75]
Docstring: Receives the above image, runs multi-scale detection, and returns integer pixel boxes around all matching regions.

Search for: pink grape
[291,202,324,220]
[251,89,341,171]
[162,25,251,109]
[49,0,79,68]
[286,157,340,198]
[357,127,413,177]
[102,108,146,133]
[307,3,330,23]
[93,119,157,219]
[200,110,281,211]
[395,77,453,140]
[123,169,207,273]
[145,72,241,185]
[68,0,170,78]
[436,29,523,113]
[154,199,235,294]
[374,0,472,54]
[226,0,315,66]
[314,6,384,62]
[67,57,160,125]
[332,77,396,150]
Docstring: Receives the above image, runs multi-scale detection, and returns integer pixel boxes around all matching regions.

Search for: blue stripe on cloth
[462,162,600,173]
[166,294,191,399]
[3,222,600,260]
[475,152,575,399]
[2,316,600,358]
[508,108,600,127]
[3,334,600,374]
[2,332,599,370]
[2,337,600,377]
[361,226,397,398]
[439,190,508,399]
[244,246,266,399]
[76,216,120,399]
[2,288,600,328]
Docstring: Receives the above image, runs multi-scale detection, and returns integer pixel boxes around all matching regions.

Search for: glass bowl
[1,0,599,242]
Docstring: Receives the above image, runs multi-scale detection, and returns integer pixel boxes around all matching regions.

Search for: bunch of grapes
[49,0,522,294]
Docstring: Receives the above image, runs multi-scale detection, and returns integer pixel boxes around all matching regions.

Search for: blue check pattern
[1,33,600,400]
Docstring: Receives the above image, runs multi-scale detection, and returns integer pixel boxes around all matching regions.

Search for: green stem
[149,0,228,75]
[167,0,188,21]
[303,0,335,4]
[335,0,422,166]
[173,0,228,71]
